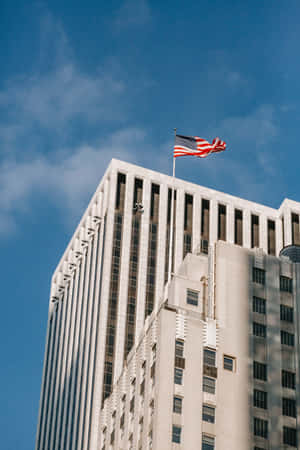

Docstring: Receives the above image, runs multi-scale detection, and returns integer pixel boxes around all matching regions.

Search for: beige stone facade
[100,242,300,449]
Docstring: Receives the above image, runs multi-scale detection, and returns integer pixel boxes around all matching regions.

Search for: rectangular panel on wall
[291,213,300,245]
[251,214,259,248]
[218,204,226,241]
[234,209,243,245]
[267,219,276,255]
[183,194,193,257]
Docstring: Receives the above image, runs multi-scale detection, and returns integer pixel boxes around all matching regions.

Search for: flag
[174,134,227,158]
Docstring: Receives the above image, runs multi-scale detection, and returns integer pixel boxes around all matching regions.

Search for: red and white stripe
[174,137,226,158]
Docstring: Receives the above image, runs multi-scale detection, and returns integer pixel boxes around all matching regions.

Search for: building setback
[35,159,300,450]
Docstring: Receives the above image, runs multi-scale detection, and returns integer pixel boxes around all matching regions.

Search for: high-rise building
[36,159,300,450]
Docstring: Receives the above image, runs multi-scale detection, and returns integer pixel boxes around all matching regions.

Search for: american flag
[174,134,227,158]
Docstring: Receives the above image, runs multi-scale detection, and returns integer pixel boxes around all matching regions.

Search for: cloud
[0,127,148,234]
[113,0,152,28]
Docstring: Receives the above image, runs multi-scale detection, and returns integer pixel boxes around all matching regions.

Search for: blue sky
[1,1,300,448]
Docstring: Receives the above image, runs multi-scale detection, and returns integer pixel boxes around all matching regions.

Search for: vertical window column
[102,173,126,403]
[234,209,243,245]
[183,194,193,257]
[201,199,210,253]
[291,213,300,245]
[267,219,276,255]
[251,214,259,248]
[124,179,143,359]
[164,189,176,284]
[145,184,160,319]
[218,204,226,241]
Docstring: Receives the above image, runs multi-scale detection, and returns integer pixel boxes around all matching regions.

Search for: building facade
[36,159,300,450]
[99,244,300,449]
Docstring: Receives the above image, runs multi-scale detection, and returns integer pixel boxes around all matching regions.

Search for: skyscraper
[36,159,300,450]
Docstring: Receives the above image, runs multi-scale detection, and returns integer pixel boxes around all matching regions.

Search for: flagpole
[168,128,176,284]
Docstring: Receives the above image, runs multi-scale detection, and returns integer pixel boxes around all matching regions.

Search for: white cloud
[0,127,148,234]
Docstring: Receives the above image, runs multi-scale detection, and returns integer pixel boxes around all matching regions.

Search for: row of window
[254,419,297,446]
[253,389,296,417]
[172,427,215,449]
[253,269,293,293]
[254,363,296,390]
[253,296,294,323]
[253,323,295,345]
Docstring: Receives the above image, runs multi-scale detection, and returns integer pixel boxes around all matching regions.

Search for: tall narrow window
[291,213,300,245]
[202,405,215,423]
[253,389,268,409]
[202,435,215,450]
[201,199,210,247]
[218,204,226,241]
[280,276,293,293]
[267,219,276,255]
[204,349,216,366]
[172,425,181,444]
[145,184,160,319]
[283,426,297,447]
[282,398,296,417]
[183,194,193,257]
[254,418,268,439]
[282,370,295,389]
[251,214,259,248]
[173,396,182,414]
[102,173,126,403]
[282,216,285,247]
[164,189,176,283]
[234,209,243,245]
[124,179,143,358]
[253,361,267,381]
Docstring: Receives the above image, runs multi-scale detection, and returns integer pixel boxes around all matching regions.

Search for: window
[203,376,216,394]
[202,434,215,450]
[253,322,267,338]
[254,418,268,439]
[110,429,115,444]
[280,304,294,322]
[253,361,267,381]
[140,379,145,396]
[174,367,183,385]
[234,209,243,246]
[130,397,135,413]
[202,405,215,423]
[253,268,265,285]
[283,426,297,447]
[282,398,296,417]
[120,413,125,429]
[204,349,216,367]
[282,370,295,390]
[173,396,182,414]
[172,425,181,444]
[253,296,266,314]
[253,389,267,409]
[150,362,155,382]
[175,340,184,358]
[223,355,235,371]
[280,276,293,293]
[186,288,199,306]
[281,330,294,346]
[149,398,154,417]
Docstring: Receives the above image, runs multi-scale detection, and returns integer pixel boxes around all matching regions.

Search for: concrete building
[36,159,300,450]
